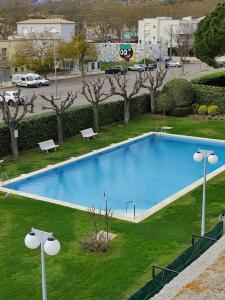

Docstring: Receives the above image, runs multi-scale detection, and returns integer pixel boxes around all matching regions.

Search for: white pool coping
[0,132,225,223]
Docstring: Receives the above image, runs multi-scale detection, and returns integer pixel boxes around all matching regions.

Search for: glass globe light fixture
[44,237,60,256]
[208,153,218,165]
[24,232,40,249]
[193,151,203,162]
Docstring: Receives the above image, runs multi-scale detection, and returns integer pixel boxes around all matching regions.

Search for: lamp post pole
[202,155,207,236]
[25,228,60,300]
[40,233,47,300]
[193,149,218,236]
[53,35,58,99]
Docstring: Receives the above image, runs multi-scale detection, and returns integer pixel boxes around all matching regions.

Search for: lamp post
[49,30,59,99]
[24,228,60,300]
[193,149,218,236]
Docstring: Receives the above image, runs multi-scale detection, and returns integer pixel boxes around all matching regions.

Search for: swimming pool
[1,133,225,222]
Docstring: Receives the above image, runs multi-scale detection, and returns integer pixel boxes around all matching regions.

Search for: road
[0,62,222,118]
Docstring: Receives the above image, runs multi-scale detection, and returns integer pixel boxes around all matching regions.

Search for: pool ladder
[126,200,136,219]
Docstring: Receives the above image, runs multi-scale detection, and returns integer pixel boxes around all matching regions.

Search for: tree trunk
[150,92,156,114]
[9,125,18,159]
[57,114,63,145]
[124,99,130,124]
[93,103,99,133]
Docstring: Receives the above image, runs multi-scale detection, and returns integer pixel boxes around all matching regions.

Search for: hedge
[191,70,225,87]
[0,94,149,157]
[193,84,225,113]
[167,107,193,117]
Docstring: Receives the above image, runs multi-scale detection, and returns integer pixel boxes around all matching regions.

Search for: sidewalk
[152,234,225,300]
[47,70,105,81]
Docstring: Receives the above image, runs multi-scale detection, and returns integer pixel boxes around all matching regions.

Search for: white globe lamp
[193,151,203,162]
[24,232,40,249]
[208,153,218,165]
[44,238,60,256]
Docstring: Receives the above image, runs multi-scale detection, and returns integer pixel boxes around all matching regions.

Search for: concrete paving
[152,234,225,300]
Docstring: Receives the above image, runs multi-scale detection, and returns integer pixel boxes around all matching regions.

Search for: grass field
[0,114,225,299]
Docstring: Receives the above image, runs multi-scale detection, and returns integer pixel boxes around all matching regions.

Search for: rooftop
[16,19,76,25]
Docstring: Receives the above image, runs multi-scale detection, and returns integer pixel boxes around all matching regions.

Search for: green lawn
[0,115,225,299]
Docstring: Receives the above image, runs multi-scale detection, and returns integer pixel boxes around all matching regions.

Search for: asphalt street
[0,62,221,118]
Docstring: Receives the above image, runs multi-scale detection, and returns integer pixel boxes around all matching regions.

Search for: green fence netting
[129,222,223,300]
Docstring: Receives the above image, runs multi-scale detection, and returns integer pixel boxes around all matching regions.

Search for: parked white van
[26,73,49,86]
[12,74,38,88]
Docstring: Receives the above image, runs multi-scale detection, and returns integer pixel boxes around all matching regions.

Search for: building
[16,19,76,42]
[138,16,202,48]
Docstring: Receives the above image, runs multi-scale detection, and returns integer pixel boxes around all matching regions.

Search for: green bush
[192,70,225,87]
[0,94,149,157]
[168,107,193,117]
[208,105,220,116]
[192,103,200,114]
[157,79,195,114]
[193,84,225,113]
[198,105,208,115]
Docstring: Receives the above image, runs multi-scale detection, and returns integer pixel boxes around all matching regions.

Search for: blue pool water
[5,134,225,216]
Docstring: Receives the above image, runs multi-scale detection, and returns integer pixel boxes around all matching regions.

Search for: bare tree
[141,68,167,114]
[41,92,77,145]
[12,33,55,79]
[169,24,194,74]
[108,73,142,124]
[81,77,112,133]
[79,193,113,252]
[0,89,36,159]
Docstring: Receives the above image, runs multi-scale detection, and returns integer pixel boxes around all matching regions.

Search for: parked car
[105,66,127,74]
[26,73,49,86]
[0,90,25,106]
[145,62,157,70]
[12,74,38,88]
[166,60,181,68]
[128,64,145,72]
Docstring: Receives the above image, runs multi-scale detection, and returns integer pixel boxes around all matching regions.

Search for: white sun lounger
[80,128,98,140]
[38,139,59,153]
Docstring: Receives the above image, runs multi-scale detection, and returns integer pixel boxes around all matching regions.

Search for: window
[50,27,57,33]
[22,27,28,34]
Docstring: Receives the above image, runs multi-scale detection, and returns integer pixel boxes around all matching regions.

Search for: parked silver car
[167,60,181,67]
[128,64,145,72]
[0,90,25,106]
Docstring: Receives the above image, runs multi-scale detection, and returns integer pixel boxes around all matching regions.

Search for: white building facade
[16,19,76,42]
[138,16,202,47]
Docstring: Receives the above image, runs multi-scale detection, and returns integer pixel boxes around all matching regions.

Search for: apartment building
[17,19,76,42]
[138,16,202,47]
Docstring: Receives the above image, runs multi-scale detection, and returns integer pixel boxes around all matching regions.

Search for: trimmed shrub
[192,70,225,87]
[193,84,225,113]
[168,107,193,117]
[198,105,208,115]
[192,103,200,114]
[0,94,149,157]
[208,105,220,116]
[157,79,195,116]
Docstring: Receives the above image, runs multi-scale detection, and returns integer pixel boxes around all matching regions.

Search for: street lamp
[49,30,59,98]
[193,149,218,236]
[25,228,60,300]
